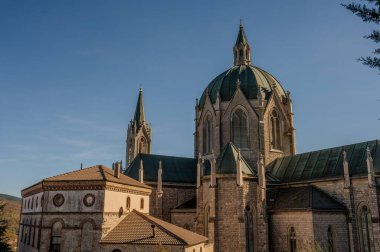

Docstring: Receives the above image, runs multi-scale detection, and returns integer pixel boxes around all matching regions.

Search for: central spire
[233,21,251,66]
[134,87,146,127]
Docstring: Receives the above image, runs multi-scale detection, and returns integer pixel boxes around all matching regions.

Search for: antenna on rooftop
[80,163,83,170]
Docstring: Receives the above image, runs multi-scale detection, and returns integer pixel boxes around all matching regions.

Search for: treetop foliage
[342,0,380,71]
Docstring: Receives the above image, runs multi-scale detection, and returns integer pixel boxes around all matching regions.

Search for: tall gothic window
[203,115,213,154]
[244,205,254,252]
[231,109,249,148]
[270,110,282,150]
[140,198,144,210]
[204,206,210,238]
[50,221,62,252]
[360,206,374,252]
[289,227,296,252]
[138,137,145,154]
[327,225,335,252]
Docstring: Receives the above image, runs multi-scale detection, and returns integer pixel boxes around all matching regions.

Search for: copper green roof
[125,154,197,184]
[270,140,380,183]
[204,142,255,175]
[235,24,248,46]
[133,88,145,127]
[268,186,347,212]
[198,65,286,109]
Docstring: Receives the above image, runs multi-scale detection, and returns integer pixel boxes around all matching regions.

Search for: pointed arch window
[328,225,335,252]
[289,227,296,252]
[360,206,374,252]
[244,205,254,252]
[231,109,249,148]
[270,110,282,150]
[203,115,213,154]
[80,221,94,252]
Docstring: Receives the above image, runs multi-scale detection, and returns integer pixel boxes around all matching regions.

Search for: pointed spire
[233,21,251,66]
[139,158,144,183]
[157,160,163,197]
[134,87,146,127]
[235,21,248,47]
[343,151,351,188]
[366,147,375,187]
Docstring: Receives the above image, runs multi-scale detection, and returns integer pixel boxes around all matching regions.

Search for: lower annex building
[18,24,380,252]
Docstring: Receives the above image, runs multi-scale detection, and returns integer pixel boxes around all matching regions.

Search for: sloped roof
[172,197,196,210]
[101,210,208,246]
[214,142,254,175]
[44,165,151,189]
[268,186,347,212]
[270,140,380,183]
[235,24,248,46]
[125,154,197,184]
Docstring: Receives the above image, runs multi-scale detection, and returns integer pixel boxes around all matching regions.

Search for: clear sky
[0,0,379,197]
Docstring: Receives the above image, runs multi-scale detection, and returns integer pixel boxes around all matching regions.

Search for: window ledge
[270,149,283,153]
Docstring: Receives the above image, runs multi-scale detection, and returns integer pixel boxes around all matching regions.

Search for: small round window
[83,194,95,207]
[53,194,65,207]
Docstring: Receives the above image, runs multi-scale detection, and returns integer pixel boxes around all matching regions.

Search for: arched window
[360,206,374,252]
[31,198,34,209]
[112,249,122,252]
[289,227,296,252]
[231,109,249,148]
[140,198,144,210]
[204,206,210,238]
[50,221,62,252]
[244,205,254,252]
[80,222,94,252]
[36,197,38,209]
[28,219,32,245]
[327,225,335,252]
[32,219,36,247]
[270,110,282,150]
[126,197,131,210]
[138,137,146,154]
[203,114,213,154]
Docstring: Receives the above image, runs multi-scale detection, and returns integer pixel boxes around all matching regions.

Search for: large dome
[199,64,286,108]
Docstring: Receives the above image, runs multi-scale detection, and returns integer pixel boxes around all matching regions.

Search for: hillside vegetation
[0,194,21,252]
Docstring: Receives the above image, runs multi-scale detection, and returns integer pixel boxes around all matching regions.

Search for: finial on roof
[233,21,251,66]
[240,18,243,27]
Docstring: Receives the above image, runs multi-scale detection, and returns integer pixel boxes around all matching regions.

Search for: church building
[17,23,380,252]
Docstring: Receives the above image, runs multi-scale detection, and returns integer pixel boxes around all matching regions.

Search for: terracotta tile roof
[44,165,151,189]
[101,210,208,246]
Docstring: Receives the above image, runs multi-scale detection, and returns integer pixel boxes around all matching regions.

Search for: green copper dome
[199,64,286,108]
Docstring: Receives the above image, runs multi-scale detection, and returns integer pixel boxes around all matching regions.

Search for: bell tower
[126,87,152,166]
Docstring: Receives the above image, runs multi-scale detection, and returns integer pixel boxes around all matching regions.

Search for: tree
[342,1,380,71]
[0,200,11,252]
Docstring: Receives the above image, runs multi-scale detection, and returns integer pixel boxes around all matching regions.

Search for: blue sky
[0,0,379,197]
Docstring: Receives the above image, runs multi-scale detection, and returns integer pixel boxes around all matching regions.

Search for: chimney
[114,162,120,178]
[343,151,351,188]
[151,224,156,238]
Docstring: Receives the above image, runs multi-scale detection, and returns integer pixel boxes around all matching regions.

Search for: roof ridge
[43,165,103,181]
[132,210,187,244]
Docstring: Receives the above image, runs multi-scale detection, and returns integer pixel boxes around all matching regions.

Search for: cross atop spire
[233,21,251,66]
[134,87,146,127]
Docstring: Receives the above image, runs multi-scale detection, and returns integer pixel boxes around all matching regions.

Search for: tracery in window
[231,108,249,148]
[203,114,213,154]
[289,226,296,252]
[360,206,374,252]
[270,110,282,150]
[138,137,146,154]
